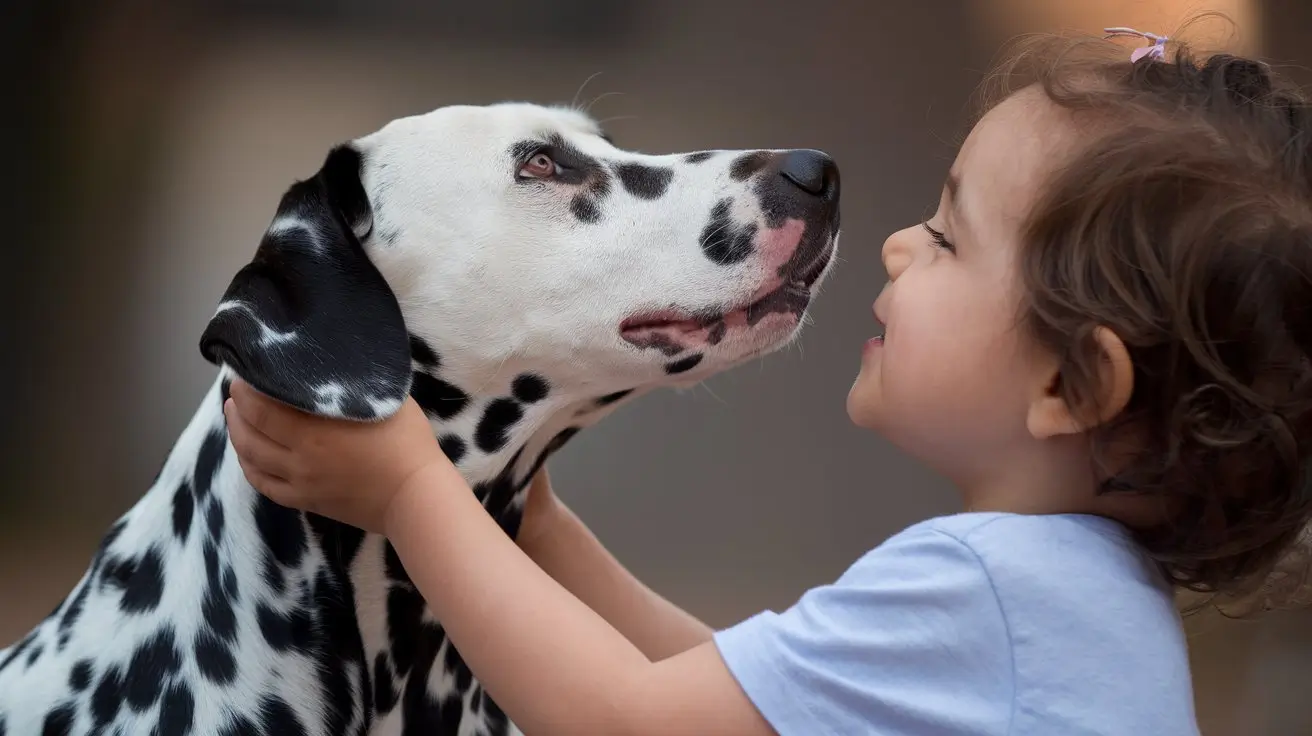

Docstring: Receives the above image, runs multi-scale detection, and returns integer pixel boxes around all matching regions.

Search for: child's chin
[844,376,881,430]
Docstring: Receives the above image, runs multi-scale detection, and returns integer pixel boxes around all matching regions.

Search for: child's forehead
[953,88,1078,224]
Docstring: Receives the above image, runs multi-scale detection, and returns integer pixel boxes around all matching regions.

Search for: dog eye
[518,152,557,179]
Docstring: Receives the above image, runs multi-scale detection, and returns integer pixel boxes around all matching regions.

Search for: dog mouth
[619,237,834,356]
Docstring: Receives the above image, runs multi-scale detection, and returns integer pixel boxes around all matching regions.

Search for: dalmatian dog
[0,101,840,735]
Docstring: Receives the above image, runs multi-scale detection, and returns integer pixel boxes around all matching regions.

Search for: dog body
[0,102,840,735]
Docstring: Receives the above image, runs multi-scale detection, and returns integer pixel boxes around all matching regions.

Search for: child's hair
[979,16,1312,615]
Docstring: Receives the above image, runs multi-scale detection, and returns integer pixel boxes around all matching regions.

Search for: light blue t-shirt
[713,512,1199,735]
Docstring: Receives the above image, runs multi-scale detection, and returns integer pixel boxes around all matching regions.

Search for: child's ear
[1027,326,1134,440]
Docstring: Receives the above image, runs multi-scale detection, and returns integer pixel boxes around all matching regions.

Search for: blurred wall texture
[2,1,1309,734]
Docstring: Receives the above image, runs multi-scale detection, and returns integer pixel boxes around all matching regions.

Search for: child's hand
[223,378,450,534]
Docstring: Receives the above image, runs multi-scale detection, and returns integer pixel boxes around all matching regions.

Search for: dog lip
[619,233,835,336]
[619,278,807,336]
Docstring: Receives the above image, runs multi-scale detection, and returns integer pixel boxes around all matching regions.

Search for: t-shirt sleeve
[712,526,1014,736]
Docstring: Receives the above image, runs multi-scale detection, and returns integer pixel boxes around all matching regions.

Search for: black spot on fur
[443,642,475,693]
[730,150,771,181]
[408,334,440,368]
[544,427,581,461]
[308,566,363,736]
[307,512,365,570]
[193,427,227,501]
[665,354,704,374]
[219,376,233,405]
[684,151,714,164]
[475,398,524,454]
[157,682,195,735]
[438,434,467,465]
[397,623,453,735]
[201,572,238,643]
[223,566,238,600]
[707,321,728,345]
[472,471,515,519]
[254,494,307,568]
[206,498,225,542]
[700,198,756,266]
[171,480,194,544]
[101,556,135,590]
[483,691,511,732]
[475,436,575,542]
[114,546,165,614]
[25,644,42,668]
[386,586,427,677]
[258,694,308,736]
[511,374,550,404]
[261,551,286,596]
[615,163,673,199]
[125,627,182,711]
[384,540,413,587]
[374,652,399,714]
[92,666,126,726]
[410,372,469,420]
[517,429,581,505]
[0,714,5,736]
[256,601,314,653]
[80,519,127,601]
[570,195,601,224]
[596,388,634,406]
[40,703,74,736]
[194,630,237,685]
[203,541,220,590]
[340,393,377,419]
[69,659,93,691]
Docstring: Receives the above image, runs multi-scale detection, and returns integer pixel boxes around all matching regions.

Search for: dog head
[200,102,840,424]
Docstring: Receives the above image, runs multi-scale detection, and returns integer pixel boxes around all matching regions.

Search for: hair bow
[1103,26,1169,62]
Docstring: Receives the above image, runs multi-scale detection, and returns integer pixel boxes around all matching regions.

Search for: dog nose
[779,149,839,200]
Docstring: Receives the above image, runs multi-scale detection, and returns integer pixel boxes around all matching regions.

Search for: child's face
[847,88,1075,487]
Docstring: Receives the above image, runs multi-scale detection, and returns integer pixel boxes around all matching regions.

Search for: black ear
[199,144,412,421]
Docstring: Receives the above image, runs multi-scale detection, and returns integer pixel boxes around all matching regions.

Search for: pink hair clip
[1103,26,1169,62]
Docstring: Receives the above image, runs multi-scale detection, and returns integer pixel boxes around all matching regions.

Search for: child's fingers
[225,398,296,480]
[239,463,296,508]
[227,378,300,445]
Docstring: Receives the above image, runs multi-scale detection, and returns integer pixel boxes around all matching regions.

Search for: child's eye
[922,223,956,254]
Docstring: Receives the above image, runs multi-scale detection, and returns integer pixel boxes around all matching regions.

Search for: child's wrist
[383,459,460,539]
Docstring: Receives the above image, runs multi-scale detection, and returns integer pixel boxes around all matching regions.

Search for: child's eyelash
[922,222,956,253]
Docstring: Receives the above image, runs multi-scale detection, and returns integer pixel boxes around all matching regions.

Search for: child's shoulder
[891,510,1169,592]
[877,510,1180,634]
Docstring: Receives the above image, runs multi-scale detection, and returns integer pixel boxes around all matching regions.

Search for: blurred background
[1,0,1307,732]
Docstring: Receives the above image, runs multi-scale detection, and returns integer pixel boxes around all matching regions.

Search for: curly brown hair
[977,20,1312,614]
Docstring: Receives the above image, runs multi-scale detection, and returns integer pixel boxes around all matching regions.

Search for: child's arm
[516,471,715,662]
[383,462,777,736]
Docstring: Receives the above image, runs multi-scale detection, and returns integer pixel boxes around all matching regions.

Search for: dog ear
[198,144,412,421]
